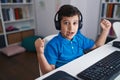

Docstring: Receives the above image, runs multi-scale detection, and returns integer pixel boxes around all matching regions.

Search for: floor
[0,51,40,80]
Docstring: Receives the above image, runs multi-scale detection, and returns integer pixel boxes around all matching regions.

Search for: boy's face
[60,15,79,40]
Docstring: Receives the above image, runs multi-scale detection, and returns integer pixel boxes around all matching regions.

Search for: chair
[38,34,57,76]
[113,22,120,38]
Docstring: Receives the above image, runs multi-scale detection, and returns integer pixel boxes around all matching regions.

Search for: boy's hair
[58,5,81,22]
[54,5,83,30]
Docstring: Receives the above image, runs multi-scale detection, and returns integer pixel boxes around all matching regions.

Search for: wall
[86,0,101,40]
[34,0,57,37]
[34,0,101,40]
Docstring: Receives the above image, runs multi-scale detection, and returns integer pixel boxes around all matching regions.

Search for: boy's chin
[66,36,74,40]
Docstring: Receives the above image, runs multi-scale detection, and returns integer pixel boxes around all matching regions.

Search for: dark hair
[57,5,81,22]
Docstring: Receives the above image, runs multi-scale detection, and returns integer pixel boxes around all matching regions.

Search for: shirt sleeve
[77,31,95,50]
[82,36,95,50]
[44,41,58,65]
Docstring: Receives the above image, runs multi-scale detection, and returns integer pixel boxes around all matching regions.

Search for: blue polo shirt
[44,32,94,68]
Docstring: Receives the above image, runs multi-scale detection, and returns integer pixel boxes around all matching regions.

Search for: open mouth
[67,32,74,36]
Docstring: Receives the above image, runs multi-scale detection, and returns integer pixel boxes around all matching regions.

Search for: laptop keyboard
[77,51,120,80]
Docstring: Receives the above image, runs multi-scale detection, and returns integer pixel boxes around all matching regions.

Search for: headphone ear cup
[55,21,60,30]
[78,20,83,30]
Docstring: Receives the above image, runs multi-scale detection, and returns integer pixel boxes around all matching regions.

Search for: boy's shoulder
[48,33,65,45]
[49,34,60,43]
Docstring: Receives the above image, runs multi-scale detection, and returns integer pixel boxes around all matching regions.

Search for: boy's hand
[100,19,111,32]
[35,38,45,54]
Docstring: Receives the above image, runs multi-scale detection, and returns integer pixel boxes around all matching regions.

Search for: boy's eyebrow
[63,19,68,21]
[62,19,69,22]
[63,19,78,22]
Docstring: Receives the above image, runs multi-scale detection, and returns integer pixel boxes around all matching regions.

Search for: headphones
[54,9,83,30]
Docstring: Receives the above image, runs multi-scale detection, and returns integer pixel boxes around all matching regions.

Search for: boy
[35,5,111,74]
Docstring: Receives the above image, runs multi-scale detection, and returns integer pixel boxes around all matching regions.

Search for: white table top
[35,38,120,80]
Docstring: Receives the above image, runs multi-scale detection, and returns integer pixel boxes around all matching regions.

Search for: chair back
[113,22,120,38]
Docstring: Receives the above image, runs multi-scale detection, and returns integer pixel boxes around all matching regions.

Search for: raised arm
[92,19,111,49]
[35,38,55,74]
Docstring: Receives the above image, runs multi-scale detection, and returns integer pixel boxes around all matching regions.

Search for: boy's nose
[69,24,74,31]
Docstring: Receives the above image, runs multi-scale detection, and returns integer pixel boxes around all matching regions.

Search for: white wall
[34,0,101,40]
[86,0,101,40]
[34,0,57,37]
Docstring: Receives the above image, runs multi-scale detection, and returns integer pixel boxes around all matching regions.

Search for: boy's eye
[73,22,78,25]
[73,22,77,25]
[64,21,69,25]
[63,21,78,25]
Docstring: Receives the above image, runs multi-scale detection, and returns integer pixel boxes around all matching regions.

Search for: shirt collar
[58,32,77,45]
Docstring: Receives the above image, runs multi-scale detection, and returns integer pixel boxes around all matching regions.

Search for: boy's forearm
[95,30,109,47]
[37,53,55,74]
